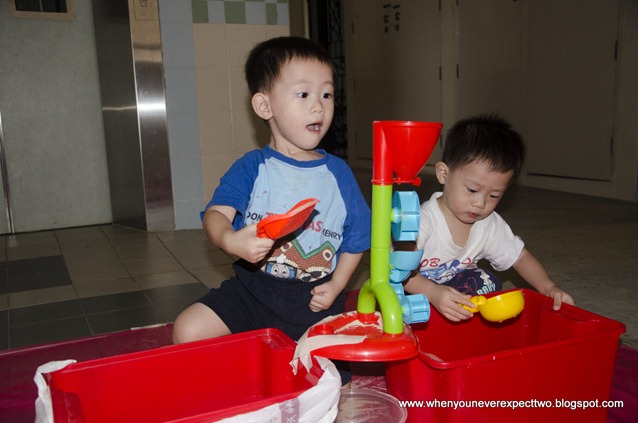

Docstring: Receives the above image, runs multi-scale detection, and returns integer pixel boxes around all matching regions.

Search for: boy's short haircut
[442,114,526,178]
[244,36,334,95]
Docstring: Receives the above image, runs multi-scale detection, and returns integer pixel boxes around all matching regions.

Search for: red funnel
[373,121,442,185]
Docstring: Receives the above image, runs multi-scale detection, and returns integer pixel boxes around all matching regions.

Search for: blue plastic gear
[401,294,430,324]
[391,191,421,241]
[389,250,423,283]
[390,281,431,324]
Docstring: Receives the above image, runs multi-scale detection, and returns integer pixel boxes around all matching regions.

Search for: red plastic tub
[385,289,626,423]
[46,329,324,423]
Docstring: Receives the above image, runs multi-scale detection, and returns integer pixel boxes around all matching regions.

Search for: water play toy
[306,121,443,361]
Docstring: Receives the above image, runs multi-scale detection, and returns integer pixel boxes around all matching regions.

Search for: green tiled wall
[192,0,288,25]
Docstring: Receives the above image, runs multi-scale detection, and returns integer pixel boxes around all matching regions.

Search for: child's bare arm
[202,205,274,263]
[403,273,475,322]
[309,252,362,312]
[513,248,574,310]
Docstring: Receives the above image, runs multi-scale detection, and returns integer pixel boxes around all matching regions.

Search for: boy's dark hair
[442,114,526,178]
[244,36,334,95]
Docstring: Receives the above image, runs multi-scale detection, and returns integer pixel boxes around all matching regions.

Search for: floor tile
[80,291,153,315]
[191,264,234,288]
[115,241,172,262]
[3,256,71,293]
[66,262,130,284]
[2,255,67,275]
[86,306,167,335]
[6,243,62,261]
[61,245,121,267]
[175,249,234,269]
[54,225,108,242]
[156,300,191,322]
[9,285,78,308]
[144,283,209,306]
[9,299,84,327]
[9,316,92,349]
[73,278,141,298]
[8,268,71,293]
[123,256,184,277]
[134,270,199,290]
[104,231,157,248]
[5,231,57,247]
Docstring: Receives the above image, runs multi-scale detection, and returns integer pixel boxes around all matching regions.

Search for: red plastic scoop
[256,198,319,240]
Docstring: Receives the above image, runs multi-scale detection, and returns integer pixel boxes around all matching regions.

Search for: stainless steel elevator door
[0,1,113,233]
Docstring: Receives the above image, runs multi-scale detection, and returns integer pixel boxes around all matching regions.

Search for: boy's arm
[403,273,475,322]
[202,205,274,264]
[513,247,574,310]
[309,252,362,312]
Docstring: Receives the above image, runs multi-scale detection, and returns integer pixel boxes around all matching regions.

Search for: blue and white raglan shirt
[203,145,371,282]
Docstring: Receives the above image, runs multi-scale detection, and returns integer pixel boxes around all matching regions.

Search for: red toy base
[308,311,420,362]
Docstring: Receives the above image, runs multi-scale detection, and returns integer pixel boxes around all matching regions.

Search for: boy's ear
[251,93,272,120]
[435,162,449,184]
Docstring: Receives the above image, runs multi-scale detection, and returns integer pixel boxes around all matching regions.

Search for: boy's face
[254,58,334,155]
[436,160,513,225]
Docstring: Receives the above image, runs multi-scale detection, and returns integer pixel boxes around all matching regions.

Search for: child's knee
[172,311,195,344]
[171,303,230,344]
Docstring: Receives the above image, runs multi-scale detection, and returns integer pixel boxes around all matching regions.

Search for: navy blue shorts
[443,267,502,296]
[197,260,346,341]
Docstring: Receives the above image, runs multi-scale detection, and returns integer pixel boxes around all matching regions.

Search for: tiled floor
[1,177,637,352]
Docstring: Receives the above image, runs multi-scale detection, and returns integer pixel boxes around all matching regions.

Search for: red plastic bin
[385,289,626,423]
[46,329,324,423]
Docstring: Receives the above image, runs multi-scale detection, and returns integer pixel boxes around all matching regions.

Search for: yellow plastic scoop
[462,290,525,322]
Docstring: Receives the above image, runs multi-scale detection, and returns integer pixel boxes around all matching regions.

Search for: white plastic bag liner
[34,360,76,423]
[218,356,341,423]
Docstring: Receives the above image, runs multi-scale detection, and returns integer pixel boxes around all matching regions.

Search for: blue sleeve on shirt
[201,150,261,231]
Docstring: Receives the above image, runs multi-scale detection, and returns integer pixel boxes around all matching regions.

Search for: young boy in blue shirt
[172,38,371,373]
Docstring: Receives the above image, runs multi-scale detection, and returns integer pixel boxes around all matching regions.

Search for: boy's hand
[203,207,274,263]
[545,285,575,311]
[309,280,341,312]
[225,224,275,263]
[429,284,475,322]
